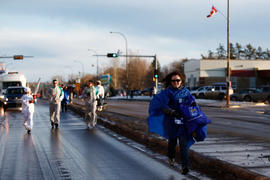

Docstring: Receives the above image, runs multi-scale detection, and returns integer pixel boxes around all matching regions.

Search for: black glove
[171,110,183,119]
[162,108,183,119]
[191,101,197,107]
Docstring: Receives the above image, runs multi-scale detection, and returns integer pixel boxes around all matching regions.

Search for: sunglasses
[171,79,181,82]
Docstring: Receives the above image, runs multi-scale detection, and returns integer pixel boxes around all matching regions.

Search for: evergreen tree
[201,54,207,59]
[244,44,256,59]
[263,49,270,60]
[216,44,226,59]
[230,43,236,59]
[208,50,215,59]
[235,43,243,59]
[256,46,264,59]
[203,43,270,60]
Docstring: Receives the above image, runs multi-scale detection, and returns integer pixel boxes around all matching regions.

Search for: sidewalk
[71,98,270,179]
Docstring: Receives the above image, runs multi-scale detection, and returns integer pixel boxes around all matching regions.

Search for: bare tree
[128,57,150,90]
[80,74,95,87]
[51,75,64,84]
[104,67,125,89]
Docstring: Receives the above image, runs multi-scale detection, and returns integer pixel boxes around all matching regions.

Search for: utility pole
[226,0,231,107]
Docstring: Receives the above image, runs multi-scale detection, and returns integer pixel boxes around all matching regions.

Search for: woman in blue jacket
[148,71,210,175]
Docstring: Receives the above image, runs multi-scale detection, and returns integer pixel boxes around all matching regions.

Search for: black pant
[61,102,68,112]
[168,135,189,168]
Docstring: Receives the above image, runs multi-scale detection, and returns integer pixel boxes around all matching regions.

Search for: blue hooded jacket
[148,86,211,147]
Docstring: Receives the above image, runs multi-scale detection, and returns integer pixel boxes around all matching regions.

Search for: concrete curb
[68,103,270,180]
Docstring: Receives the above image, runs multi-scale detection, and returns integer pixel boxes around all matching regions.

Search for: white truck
[0,72,27,98]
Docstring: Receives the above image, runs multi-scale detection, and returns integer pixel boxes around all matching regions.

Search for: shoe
[168,158,174,166]
[87,122,93,129]
[55,123,58,129]
[51,122,54,129]
[181,167,189,175]
[27,130,31,134]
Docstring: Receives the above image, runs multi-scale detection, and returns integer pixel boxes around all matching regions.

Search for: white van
[0,72,27,98]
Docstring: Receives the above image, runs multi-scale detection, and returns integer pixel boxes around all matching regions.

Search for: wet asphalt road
[0,101,205,180]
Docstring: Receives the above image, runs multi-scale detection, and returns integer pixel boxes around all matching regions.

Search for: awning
[258,70,270,78]
[231,70,255,77]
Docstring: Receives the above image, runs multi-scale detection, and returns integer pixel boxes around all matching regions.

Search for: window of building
[231,77,237,89]
[250,77,256,88]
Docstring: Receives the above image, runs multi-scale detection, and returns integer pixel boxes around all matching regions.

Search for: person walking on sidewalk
[21,87,35,134]
[82,80,97,129]
[95,80,104,111]
[47,79,63,129]
[148,71,210,175]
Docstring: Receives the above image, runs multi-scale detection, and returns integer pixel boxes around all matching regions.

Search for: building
[184,59,270,90]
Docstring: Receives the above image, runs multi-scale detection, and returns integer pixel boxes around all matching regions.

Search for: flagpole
[226,0,231,107]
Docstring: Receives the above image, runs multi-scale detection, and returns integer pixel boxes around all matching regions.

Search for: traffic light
[107,53,118,58]
[154,69,158,79]
[13,55,24,60]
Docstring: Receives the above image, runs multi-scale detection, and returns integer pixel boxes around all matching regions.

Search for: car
[230,88,260,101]
[190,86,212,98]
[1,86,25,111]
[204,83,234,100]
[140,88,153,96]
[131,90,141,96]
[240,86,270,103]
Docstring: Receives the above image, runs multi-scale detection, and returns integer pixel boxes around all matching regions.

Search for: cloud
[0,0,270,82]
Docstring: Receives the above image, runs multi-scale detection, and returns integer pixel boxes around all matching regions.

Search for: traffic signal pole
[98,54,159,95]
[0,55,34,60]
[154,55,158,95]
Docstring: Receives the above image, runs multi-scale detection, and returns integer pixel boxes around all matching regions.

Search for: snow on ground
[108,95,268,108]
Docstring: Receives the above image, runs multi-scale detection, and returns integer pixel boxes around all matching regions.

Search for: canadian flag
[207,6,217,18]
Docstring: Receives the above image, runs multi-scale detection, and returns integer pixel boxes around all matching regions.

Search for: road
[0,101,210,180]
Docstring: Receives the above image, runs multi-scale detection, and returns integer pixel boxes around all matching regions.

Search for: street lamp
[110,31,128,98]
[74,60,85,78]
[88,49,99,78]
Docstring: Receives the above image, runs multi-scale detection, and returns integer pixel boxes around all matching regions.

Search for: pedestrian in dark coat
[148,71,211,175]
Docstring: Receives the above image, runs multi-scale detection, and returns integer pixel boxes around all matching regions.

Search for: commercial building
[184,59,270,90]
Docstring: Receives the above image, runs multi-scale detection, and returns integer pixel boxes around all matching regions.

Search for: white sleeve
[101,86,105,98]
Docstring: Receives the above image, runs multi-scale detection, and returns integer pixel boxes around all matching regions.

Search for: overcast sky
[0,0,270,82]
